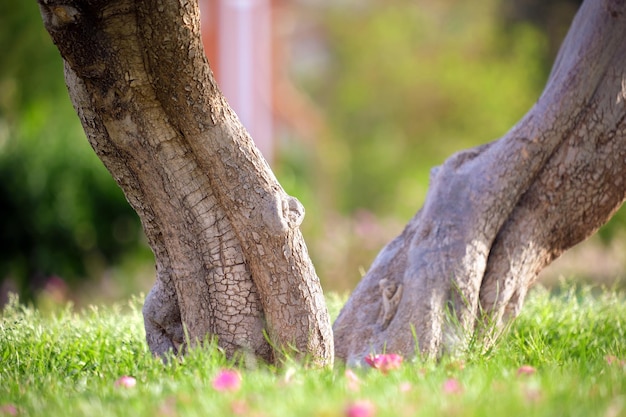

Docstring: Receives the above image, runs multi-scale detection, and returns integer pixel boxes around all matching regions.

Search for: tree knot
[39,3,80,30]
[261,195,305,236]
[284,196,305,229]
[378,278,403,330]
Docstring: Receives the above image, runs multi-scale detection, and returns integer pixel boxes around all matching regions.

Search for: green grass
[1,285,626,417]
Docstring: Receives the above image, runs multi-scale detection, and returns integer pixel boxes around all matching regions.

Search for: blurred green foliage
[0,1,148,301]
[300,0,548,218]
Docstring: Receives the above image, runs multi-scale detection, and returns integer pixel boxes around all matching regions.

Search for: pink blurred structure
[199,0,274,164]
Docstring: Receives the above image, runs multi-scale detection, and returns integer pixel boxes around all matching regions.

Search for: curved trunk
[334,0,626,363]
[38,0,333,366]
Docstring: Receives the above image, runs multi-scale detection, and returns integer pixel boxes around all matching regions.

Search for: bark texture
[37,0,333,366]
[334,0,626,364]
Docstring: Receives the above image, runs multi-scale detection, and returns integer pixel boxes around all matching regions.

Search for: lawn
[1,285,625,417]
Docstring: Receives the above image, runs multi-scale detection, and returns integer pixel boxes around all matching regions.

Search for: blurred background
[2,0,624,308]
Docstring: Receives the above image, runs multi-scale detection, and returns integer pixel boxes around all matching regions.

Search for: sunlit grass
[1,285,625,417]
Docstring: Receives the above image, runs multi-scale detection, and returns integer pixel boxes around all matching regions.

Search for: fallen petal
[0,404,18,416]
[399,382,412,393]
[605,355,626,367]
[230,399,249,415]
[345,400,376,417]
[442,378,463,395]
[115,375,137,388]
[345,369,361,391]
[517,365,536,376]
[364,353,403,374]
[212,369,242,392]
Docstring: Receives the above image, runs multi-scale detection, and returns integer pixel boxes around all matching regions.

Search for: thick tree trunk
[37,0,333,366]
[334,0,626,363]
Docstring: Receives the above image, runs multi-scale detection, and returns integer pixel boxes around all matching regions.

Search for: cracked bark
[38,0,333,365]
[334,0,626,363]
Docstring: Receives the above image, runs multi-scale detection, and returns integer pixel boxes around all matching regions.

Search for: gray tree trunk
[37,0,333,366]
[334,0,626,363]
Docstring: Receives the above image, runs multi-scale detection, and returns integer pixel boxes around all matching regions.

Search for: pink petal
[364,353,403,374]
[517,365,536,376]
[364,354,377,368]
[230,400,249,415]
[442,378,463,394]
[212,369,242,392]
[399,382,412,393]
[114,375,137,388]
[0,404,18,416]
[345,369,361,391]
[157,397,177,416]
[605,355,626,366]
[345,400,376,417]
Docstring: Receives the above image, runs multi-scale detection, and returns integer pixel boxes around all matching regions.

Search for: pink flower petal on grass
[212,369,242,392]
[399,382,412,393]
[442,378,463,395]
[230,400,249,415]
[345,400,376,417]
[364,353,403,374]
[0,404,18,416]
[605,355,626,366]
[345,369,361,391]
[517,365,536,376]
[115,375,137,388]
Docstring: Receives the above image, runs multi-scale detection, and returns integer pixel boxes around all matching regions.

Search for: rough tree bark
[334,0,626,363]
[37,0,333,366]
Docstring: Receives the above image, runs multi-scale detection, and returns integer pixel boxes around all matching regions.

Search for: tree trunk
[37,0,333,366]
[334,0,626,363]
